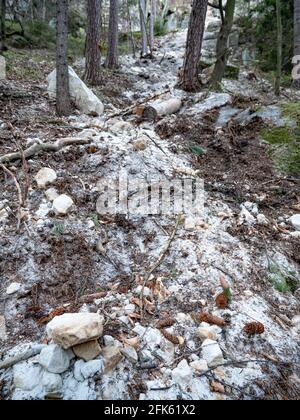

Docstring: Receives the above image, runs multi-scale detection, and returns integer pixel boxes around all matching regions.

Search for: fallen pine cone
[161,329,184,345]
[215,292,229,309]
[198,313,227,327]
[156,318,175,330]
[243,322,265,336]
[38,307,66,325]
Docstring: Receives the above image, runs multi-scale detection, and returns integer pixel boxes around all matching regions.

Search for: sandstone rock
[48,67,104,116]
[290,214,300,231]
[80,359,104,379]
[39,344,70,374]
[0,316,7,341]
[46,313,104,349]
[73,340,102,362]
[6,282,21,295]
[0,56,6,80]
[201,339,224,367]
[190,359,208,373]
[13,362,43,391]
[53,194,74,215]
[35,168,57,188]
[197,327,217,342]
[42,372,63,393]
[172,359,193,388]
[120,346,138,364]
[102,345,123,373]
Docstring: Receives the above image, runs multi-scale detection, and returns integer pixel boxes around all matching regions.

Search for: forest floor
[0,29,300,400]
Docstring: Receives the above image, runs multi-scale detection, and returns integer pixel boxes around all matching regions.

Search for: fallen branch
[0,138,92,165]
[0,345,45,371]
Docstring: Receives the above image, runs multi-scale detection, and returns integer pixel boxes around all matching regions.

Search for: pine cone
[156,318,175,330]
[243,322,265,336]
[161,329,183,345]
[215,292,229,309]
[198,312,227,327]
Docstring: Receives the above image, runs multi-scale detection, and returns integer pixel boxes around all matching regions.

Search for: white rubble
[13,362,43,391]
[52,194,74,215]
[290,214,300,231]
[45,188,59,202]
[190,359,209,373]
[6,282,21,295]
[120,346,139,363]
[46,313,104,349]
[0,316,7,341]
[201,339,224,367]
[172,359,193,388]
[39,344,70,374]
[80,359,104,379]
[42,372,63,393]
[35,168,57,188]
[0,55,6,80]
[47,67,104,116]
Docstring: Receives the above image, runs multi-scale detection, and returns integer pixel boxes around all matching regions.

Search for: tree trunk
[210,0,236,88]
[139,0,148,57]
[126,0,136,57]
[294,0,300,88]
[106,0,119,68]
[179,0,208,92]
[85,0,102,84]
[56,0,71,116]
[150,0,156,52]
[275,0,282,96]
[0,0,6,52]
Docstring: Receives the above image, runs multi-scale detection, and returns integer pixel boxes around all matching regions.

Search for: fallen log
[0,137,92,165]
[137,98,182,121]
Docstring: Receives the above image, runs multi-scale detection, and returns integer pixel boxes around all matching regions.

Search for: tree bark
[275,0,282,96]
[85,0,102,84]
[106,0,119,68]
[179,0,209,92]
[294,0,300,88]
[0,0,6,52]
[150,0,156,52]
[56,0,71,116]
[210,0,236,88]
[139,0,148,57]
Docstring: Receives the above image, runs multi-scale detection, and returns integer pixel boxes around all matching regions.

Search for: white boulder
[47,67,104,116]
[53,194,74,215]
[42,372,63,393]
[46,313,104,349]
[39,344,70,374]
[290,214,300,231]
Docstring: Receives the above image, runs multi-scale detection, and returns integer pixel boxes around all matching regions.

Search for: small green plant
[52,222,65,236]
[268,263,298,294]
[89,213,99,227]
[154,19,168,37]
[189,145,207,156]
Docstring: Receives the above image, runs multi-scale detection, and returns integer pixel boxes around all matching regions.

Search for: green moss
[224,65,240,80]
[268,263,298,294]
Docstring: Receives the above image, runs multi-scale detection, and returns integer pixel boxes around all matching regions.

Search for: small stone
[80,359,104,379]
[290,214,300,231]
[0,56,6,80]
[73,340,102,362]
[172,359,193,388]
[45,188,59,202]
[132,140,147,151]
[0,316,7,341]
[197,327,217,342]
[42,372,63,393]
[0,208,8,223]
[74,360,85,382]
[190,359,208,373]
[47,313,104,349]
[53,194,74,215]
[39,344,70,374]
[102,345,123,373]
[201,339,224,367]
[124,304,136,314]
[257,214,269,226]
[132,324,147,336]
[35,168,57,188]
[210,380,225,394]
[6,282,21,295]
[120,346,138,363]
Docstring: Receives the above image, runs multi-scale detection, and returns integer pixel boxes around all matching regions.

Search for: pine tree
[85,0,102,84]
[106,0,119,68]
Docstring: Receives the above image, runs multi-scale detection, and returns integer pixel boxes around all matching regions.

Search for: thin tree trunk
[0,0,6,52]
[126,0,136,57]
[294,0,300,88]
[105,0,119,68]
[56,0,71,116]
[139,0,148,57]
[210,0,236,88]
[150,0,156,52]
[275,0,282,96]
[85,0,102,84]
[179,0,208,92]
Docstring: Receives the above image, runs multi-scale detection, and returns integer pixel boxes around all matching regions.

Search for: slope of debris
[0,27,300,401]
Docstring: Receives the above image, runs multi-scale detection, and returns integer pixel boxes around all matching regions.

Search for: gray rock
[42,372,63,393]
[290,214,300,231]
[6,282,22,295]
[191,93,232,116]
[35,168,57,188]
[80,359,104,379]
[13,362,43,391]
[39,344,70,374]
[120,346,138,364]
[172,359,193,388]
[201,339,224,367]
[0,56,6,80]
[0,315,7,341]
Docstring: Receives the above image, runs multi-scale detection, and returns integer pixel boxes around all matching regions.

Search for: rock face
[52,194,74,215]
[39,344,70,374]
[46,313,104,349]
[201,339,224,367]
[73,340,102,362]
[47,67,104,116]
[0,56,6,80]
[35,168,57,188]
[290,214,300,231]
